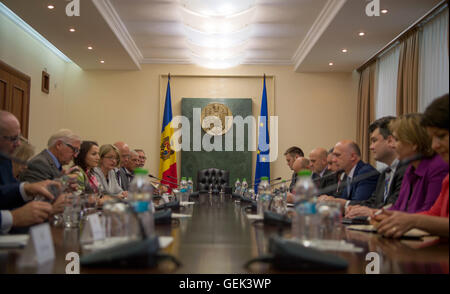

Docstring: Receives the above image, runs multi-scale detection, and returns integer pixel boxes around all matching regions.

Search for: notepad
[0,234,29,249]
[171,213,192,218]
[83,236,174,251]
[347,225,430,238]
[180,201,195,206]
[246,214,264,220]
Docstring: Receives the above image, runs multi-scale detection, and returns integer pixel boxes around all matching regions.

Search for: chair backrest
[197,168,229,192]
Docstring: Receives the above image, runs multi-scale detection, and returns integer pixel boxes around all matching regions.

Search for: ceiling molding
[292,0,346,72]
[243,59,293,65]
[92,0,143,69]
[0,2,72,63]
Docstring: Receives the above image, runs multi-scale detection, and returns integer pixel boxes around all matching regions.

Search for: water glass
[63,194,82,228]
[81,193,98,217]
[316,202,342,240]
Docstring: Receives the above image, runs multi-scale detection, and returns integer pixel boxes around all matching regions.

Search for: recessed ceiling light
[47,5,55,9]
[69,28,76,32]
[87,46,93,50]
[329,62,334,66]
[100,60,105,64]
[381,9,388,14]
[342,49,348,53]
[358,32,365,36]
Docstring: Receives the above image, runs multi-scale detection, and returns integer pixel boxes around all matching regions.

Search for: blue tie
[346,177,351,198]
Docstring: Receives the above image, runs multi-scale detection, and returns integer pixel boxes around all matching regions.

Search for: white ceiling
[0,0,443,72]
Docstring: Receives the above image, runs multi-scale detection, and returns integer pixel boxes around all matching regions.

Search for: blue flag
[254,76,270,193]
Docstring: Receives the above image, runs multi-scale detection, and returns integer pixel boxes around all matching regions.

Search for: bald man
[318,140,379,205]
[114,141,131,191]
[309,147,335,189]
[0,111,59,234]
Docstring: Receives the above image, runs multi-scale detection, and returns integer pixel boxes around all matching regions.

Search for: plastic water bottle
[180,188,189,203]
[291,170,319,243]
[180,177,188,191]
[257,177,271,217]
[187,177,194,194]
[280,180,288,200]
[234,178,241,195]
[128,168,155,238]
[241,178,248,197]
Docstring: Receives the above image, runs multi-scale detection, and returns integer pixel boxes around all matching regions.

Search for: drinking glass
[316,202,343,240]
[63,194,82,228]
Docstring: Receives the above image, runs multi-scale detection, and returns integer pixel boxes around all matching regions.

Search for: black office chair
[197,168,231,194]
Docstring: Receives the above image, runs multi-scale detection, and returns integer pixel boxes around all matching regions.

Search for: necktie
[346,177,351,198]
[383,167,392,202]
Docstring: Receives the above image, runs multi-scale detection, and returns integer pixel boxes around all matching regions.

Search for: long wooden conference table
[2,194,449,274]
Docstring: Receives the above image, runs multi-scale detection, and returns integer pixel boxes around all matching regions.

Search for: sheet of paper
[246,214,264,220]
[172,213,192,218]
[158,236,174,248]
[180,201,195,206]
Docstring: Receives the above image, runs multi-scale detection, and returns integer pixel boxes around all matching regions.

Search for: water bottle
[257,177,271,217]
[280,180,288,200]
[180,177,188,191]
[180,188,189,203]
[241,178,248,197]
[234,178,241,195]
[291,170,319,243]
[128,168,155,238]
[187,177,194,194]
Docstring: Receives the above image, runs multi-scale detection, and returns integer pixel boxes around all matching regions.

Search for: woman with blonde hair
[92,144,127,198]
[387,113,448,213]
[12,137,35,179]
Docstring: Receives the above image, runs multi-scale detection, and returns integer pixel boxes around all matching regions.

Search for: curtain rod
[160,74,274,78]
[357,0,448,72]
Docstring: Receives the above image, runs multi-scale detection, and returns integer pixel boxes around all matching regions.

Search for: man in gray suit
[345,116,406,218]
[113,141,131,191]
[20,129,81,182]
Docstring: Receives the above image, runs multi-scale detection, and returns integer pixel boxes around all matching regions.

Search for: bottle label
[133,201,149,213]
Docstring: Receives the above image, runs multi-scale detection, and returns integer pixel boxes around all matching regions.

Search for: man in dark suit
[283,146,305,193]
[114,141,132,190]
[0,110,57,233]
[318,140,379,203]
[20,129,81,182]
[345,116,407,218]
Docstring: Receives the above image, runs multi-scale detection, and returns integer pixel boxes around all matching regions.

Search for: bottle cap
[261,176,269,181]
[297,170,312,177]
[133,168,148,175]
[243,178,246,181]
[182,177,186,181]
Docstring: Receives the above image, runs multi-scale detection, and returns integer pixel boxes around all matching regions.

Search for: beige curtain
[397,30,420,115]
[357,63,376,164]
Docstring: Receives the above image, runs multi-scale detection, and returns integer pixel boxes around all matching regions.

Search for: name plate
[81,213,105,244]
[18,223,55,267]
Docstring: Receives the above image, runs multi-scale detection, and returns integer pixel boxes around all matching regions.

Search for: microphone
[251,177,282,187]
[167,175,178,181]
[148,174,179,187]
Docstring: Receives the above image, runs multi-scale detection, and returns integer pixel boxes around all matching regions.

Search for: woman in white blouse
[93,144,127,198]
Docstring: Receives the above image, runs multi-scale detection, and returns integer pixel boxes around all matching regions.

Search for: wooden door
[0,60,30,138]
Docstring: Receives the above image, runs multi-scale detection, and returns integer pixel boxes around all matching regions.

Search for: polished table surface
[1,194,449,274]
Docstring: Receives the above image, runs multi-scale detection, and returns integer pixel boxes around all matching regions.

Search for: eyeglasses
[104,156,118,161]
[63,142,80,154]
[2,134,21,143]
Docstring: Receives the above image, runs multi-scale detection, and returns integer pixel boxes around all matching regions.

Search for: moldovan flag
[159,75,178,189]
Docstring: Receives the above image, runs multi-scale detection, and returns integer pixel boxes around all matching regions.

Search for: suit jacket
[117,167,132,191]
[338,161,379,201]
[350,163,407,208]
[0,159,25,210]
[289,172,297,193]
[20,150,63,183]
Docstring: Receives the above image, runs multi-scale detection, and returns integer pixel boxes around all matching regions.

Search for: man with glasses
[134,149,147,168]
[0,110,60,234]
[113,141,131,191]
[20,129,81,183]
